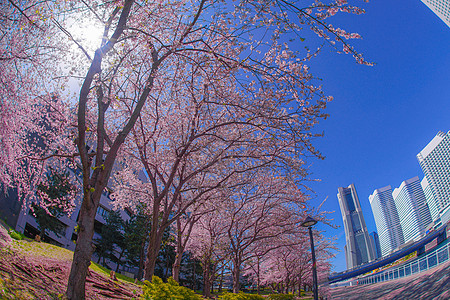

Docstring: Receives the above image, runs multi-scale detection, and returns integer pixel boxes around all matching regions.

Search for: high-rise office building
[369,186,404,257]
[370,231,382,259]
[392,176,433,243]
[337,184,375,269]
[417,131,450,226]
[421,176,440,223]
[420,0,450,27]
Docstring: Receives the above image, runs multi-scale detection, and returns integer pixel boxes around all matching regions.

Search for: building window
[97,206,110,219]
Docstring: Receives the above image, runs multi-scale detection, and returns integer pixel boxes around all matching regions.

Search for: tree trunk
[66,195,98,300]
[143,229,164,280]
[285,275,290,294]
[172,218,184,282]
[257,257,260,294]
[298,275,302,297]
[218,268,224,292]
[39,227,46,242]
[203,261,212,298]
[138,242,145,280]
[172,252,183,282]
[191,259,196,290]
[164,249,170,280]
[232,260,241,293]
[115,248,125,272]
[66,1,136,297]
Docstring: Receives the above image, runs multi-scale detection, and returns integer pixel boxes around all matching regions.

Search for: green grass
[12,239,74,261]
[7,229,140,287]
[16,240,140,285]
[7,229,25,240]
[90,261,142,285]
[2,233,141,295]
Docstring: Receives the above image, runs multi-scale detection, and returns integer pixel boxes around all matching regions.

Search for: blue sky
[303,0,450,272]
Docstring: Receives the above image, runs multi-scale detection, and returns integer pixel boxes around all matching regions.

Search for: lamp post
[301,216,318,300]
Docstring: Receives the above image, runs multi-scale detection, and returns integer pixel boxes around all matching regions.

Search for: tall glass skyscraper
[417,130,450,226]
[421,176,440,223]
[421,0,450,27]
[392,176,433,243]
[369,186,404,257]
[337,184,375,269]
[370,231,382,259]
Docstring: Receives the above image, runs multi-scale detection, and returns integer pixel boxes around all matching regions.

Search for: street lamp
[301,216,318,300]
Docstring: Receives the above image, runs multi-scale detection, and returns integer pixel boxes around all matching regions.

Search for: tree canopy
[1,0,370,298]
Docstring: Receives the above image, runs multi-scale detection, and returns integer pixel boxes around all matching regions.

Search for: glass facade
[392,176,433,243]
[369,186,405,257]
[345,192,356,212]
[338,184,375,269]
[370,231,382,259]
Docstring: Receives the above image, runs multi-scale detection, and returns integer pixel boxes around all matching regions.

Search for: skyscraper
[392,176,433,243]
[421,176,440,223]
[417,130,450,226]
[370,231,382,259]
[337,184,375,269]
[420,0,450,27]
[369,186,404,257]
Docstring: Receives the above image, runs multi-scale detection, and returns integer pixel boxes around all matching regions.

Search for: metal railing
[328,225,447,283]
[356,240,450,285]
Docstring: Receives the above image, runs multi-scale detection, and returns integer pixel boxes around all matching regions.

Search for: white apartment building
[421,0,450,27]
[417,131,450,226]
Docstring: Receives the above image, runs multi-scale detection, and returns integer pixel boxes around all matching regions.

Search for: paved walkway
[329,260,450,299]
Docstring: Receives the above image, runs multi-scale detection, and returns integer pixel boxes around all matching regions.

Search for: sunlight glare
[69,18,104,54]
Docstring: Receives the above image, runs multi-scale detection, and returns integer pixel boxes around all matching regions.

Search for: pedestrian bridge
[328,225,448,284]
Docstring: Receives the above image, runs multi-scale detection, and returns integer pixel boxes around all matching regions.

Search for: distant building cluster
[339,130,450,269]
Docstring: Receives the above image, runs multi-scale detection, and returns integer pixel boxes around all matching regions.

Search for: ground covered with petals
[0,223,141,299]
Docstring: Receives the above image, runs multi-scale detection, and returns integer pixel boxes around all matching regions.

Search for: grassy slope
[0,223,142,299]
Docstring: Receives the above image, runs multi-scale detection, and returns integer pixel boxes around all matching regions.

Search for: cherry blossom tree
[186,205,230,298]
[109,27,331,277]
[0,0,73,200]
[109,0,365,276]
[2,1,371,299]
[254,230,336,295]
[172,202,216,283]
[216,173,308,293]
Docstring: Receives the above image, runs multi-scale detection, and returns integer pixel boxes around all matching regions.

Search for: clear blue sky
[303,0,450,272]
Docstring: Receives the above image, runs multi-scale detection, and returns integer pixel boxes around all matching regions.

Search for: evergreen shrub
[218,292,265,300]
[141,276,201,300]
[7,229,24,240]
[268,293,296,300]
